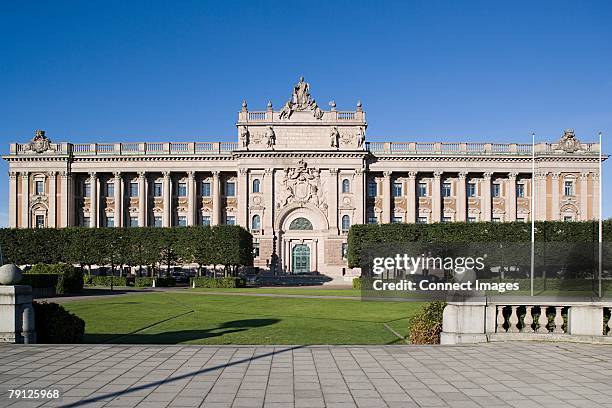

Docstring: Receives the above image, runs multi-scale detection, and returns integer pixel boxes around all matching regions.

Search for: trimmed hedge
[134,277,154,287]
[90,276,128,287]
[409,301,446,344]
[348,220,612,268]
[190,277,246,288]
[33,301,85,343]
[155,277,176,287]
[20,273,59,289]
[24,264,83,294]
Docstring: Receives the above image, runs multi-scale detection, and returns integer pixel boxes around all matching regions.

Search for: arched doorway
[292,244,310,273]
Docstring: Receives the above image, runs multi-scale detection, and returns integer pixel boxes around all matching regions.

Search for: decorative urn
[0,264,22,285]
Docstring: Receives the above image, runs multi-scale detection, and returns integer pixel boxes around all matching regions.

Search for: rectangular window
[35,180,44,195]
[516,183,525,198]
[202,215,211,226]
[202,182,211,197]
[153,182,163,197]
[367,180,377,198]
[392,182,402,197]
[442,182,451,198]
[154,216,162,227]
[342,243,348,260]
[225,182,235,197]
[492,183,501,198]
[517,217,526,223]
[417,182,427,197]
[226,216,236,225]
[442,216,452,223]
[83,217,90,227]
[35,215,45,228]
[564,215,573,222]
[106,183,114,197]
[178,216,187,227]
[106,217,115,228]
[417,216,428,224]
[492,217,501,223]
[392,216,402,224]
[467,183,476,198]
[253,242,260,258]
[83,182,91,197]
[367,215,377,224]
[467,217,477,223]
[178,182,187,197]
[564,180,574,196]
[129,217,139,227]
[130,182,139,197]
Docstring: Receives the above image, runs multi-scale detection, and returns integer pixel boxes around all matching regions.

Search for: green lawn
[62,292,424,345]
[189,287,362,297]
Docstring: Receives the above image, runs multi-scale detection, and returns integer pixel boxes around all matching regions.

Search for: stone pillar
[432,171,442,222]
[138,172,147,227]
[0,285,36,344]
[212,171,221,226]
[21,172,29,228]
[406,171,416,223]
[60,172,72,227]
[354,168,365,224]
[580,172,589,221]
[482,172,492,221]
[551,172,560,221]
[568,305,604,336]
[263,169,274,233]
[382,171,391,224]
[8,172,17,228]
[113,172,122,227]
[237,169,248,228]
[187,171,196,226]
[592,173,600,220]
[535,172,548,221]
[456,171,467,222]
[440,300,487,345]
[48,171,57,228]
[329,169,339,232]
[506,172,517,222]
[89,172,98,228]
[162,171,171,227]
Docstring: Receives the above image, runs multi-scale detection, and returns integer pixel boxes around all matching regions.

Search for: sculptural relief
[556,129,582,153]
[278,77,324,120]
[23,129,55,154]
[276,160,327,214]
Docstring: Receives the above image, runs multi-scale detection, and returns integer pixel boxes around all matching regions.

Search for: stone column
[456,172,467,222]
[592,173,600,220]
[432,171,442,222]
[382,171,391,224]
[329,169,339,232]
[60,172,72,227]
[138,172,147,227]
[8,172,17,228]
[21,172,29,228]
[354,168,365,224]
[313,239,318,272]
[187,171,196,226]
[506,172,517,222]
[580,172,589,221]
[551,172,560,221]
[406,171,417,223]
[482,172,492,221]
[48,171,57,228]
[237,169,248,228]
[113,172,122,227]
[212,171,221,226]
[162,171,171,227]
[263,169,274,233]
[535,172,548,221]
[89,172,98,228]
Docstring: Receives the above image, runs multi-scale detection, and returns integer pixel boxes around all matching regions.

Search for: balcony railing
[42,142,238,156]
[365,142,601,155]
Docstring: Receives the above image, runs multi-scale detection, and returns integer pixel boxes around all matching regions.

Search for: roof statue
[279,77,324,120]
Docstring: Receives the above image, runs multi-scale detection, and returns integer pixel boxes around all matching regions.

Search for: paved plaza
[1,343,611,408]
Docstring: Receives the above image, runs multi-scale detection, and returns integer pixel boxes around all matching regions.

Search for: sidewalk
[1,342,611,407]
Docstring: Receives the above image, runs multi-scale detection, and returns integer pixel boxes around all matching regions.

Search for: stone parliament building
[3,78,603,280]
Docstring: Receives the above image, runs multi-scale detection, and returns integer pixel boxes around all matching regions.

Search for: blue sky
[1,0,610,224]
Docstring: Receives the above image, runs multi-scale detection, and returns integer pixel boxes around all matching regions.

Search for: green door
[292,244,310,273]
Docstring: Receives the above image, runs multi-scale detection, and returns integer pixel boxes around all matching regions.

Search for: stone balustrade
[10,141,238,156]
[366,141,601,155]
[442,297,612,345]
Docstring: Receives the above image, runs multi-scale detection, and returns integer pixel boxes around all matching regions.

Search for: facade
[3,78,603,280]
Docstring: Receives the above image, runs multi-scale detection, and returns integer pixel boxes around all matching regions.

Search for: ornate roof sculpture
[556,129,583,153]
[22,129,55,154]
[279,77,324,120]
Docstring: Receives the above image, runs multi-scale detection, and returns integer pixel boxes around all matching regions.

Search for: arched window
[251,214,261,231]
[341,215,350,231]
[289,217,313,230]
[342,179,350,193]
[252,179,261,193]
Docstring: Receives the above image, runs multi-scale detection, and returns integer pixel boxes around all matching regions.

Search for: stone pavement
[1,343,611,408]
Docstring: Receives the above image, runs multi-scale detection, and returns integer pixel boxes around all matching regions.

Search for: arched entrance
[292,244,310,273]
